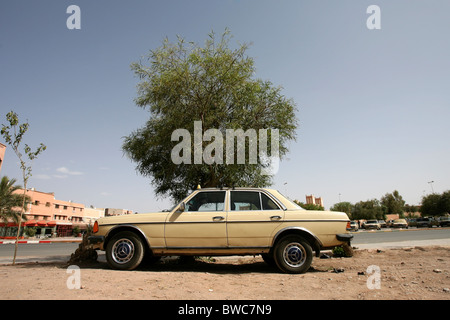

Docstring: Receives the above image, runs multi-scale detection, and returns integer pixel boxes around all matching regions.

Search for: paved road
[352,228,450,249]
[353,228,450,243]
[1,228,449,264]
[0,242,80,264]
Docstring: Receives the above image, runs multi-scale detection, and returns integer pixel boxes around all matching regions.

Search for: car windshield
[367,220,378,223]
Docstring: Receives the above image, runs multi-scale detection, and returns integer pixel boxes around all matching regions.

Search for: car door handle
[270,215,282,220]
[212,216,225,221]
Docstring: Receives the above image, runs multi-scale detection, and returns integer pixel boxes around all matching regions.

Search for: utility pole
[428,180,435,194]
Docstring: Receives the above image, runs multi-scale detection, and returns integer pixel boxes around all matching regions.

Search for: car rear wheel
[106,231,144,270]
[274,235,313,274]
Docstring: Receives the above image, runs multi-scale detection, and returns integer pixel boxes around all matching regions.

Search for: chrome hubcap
[283,242,306,268]
[112,238,135,264]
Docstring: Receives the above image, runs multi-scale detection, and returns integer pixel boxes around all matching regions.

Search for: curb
[350,226,447,233]
[0,240,52,245]
[0,239,82,245]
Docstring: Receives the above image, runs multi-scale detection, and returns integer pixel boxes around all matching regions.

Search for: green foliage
[330,202,353,216]
[332,246,346,257]
[421,191,450,217]
[24,227,37,237]
[72,226,81,236]
[1,111,46,264]
[0,176,30,224]
[352,199,384,220]
[123,30,297,202]
[1,111,46,186]
[380,190,405,217]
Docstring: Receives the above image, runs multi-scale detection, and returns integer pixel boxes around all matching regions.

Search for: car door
[165,190,227,248]
[227,190,284,248]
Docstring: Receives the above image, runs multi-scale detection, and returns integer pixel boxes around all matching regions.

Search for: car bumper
[336,233,353,243]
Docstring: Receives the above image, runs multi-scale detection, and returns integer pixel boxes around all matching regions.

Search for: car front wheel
[106,231,145,270]
[274,235,313,274]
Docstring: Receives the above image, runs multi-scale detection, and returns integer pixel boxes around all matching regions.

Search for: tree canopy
[380,190,405,217]
[0,176,30,226]
[123,30,298,202]
[351,199,384,220]
[421,191,450,217]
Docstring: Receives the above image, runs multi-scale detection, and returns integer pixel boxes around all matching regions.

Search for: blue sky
[1,0,449,212]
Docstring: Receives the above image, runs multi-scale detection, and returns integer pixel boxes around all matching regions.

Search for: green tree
[403,204,419,218]
[420,191,450,217]
[352,199,384,220]
[380,190,406,217]
[123,30,297,202]
[330,202,354,218]
[1,111,46,264]
[0,176,30,237]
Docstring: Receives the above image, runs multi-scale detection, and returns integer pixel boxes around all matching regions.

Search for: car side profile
[89,187,352,274]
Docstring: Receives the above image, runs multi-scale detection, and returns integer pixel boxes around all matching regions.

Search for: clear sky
[1,0,449,212]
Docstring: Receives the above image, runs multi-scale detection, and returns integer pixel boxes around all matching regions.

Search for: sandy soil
[1,246,449,300]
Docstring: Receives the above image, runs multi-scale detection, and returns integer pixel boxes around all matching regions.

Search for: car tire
[106,231,145,270]
[261,253,277,268]
[273,235,313,274]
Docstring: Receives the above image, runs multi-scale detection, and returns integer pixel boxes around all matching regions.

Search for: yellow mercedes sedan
[89,187,352,274]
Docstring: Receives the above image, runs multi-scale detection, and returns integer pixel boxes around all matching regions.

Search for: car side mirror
[176,202,185,213]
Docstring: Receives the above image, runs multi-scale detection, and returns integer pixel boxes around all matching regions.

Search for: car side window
[230,191,261,211]
[261,193,280,210]
[185,191,225,212]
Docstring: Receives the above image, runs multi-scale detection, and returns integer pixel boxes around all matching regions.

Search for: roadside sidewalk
[354,238,450,249]
[0,237,82,245]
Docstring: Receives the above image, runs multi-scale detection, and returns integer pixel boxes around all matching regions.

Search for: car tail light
[93,221,99,233]
[346,221,351,230]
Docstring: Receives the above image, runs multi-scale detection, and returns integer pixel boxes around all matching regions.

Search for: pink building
[0,188,104,238]
[306,194,324,208]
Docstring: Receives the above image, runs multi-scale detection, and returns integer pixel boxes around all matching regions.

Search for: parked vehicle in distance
[386,219,394,228]
[348,221,359,231]
[439,216,450,227]
[407,218,417,227]
[363,220,381,230]
[391,219,408,229]
[89,187,353,274]
[378,220,387,228]
[416,217,432,228]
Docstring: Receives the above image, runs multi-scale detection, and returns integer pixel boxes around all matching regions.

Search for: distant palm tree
[0,176,30,237]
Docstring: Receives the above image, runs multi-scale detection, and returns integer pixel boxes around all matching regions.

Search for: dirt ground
[1,245,449,300]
